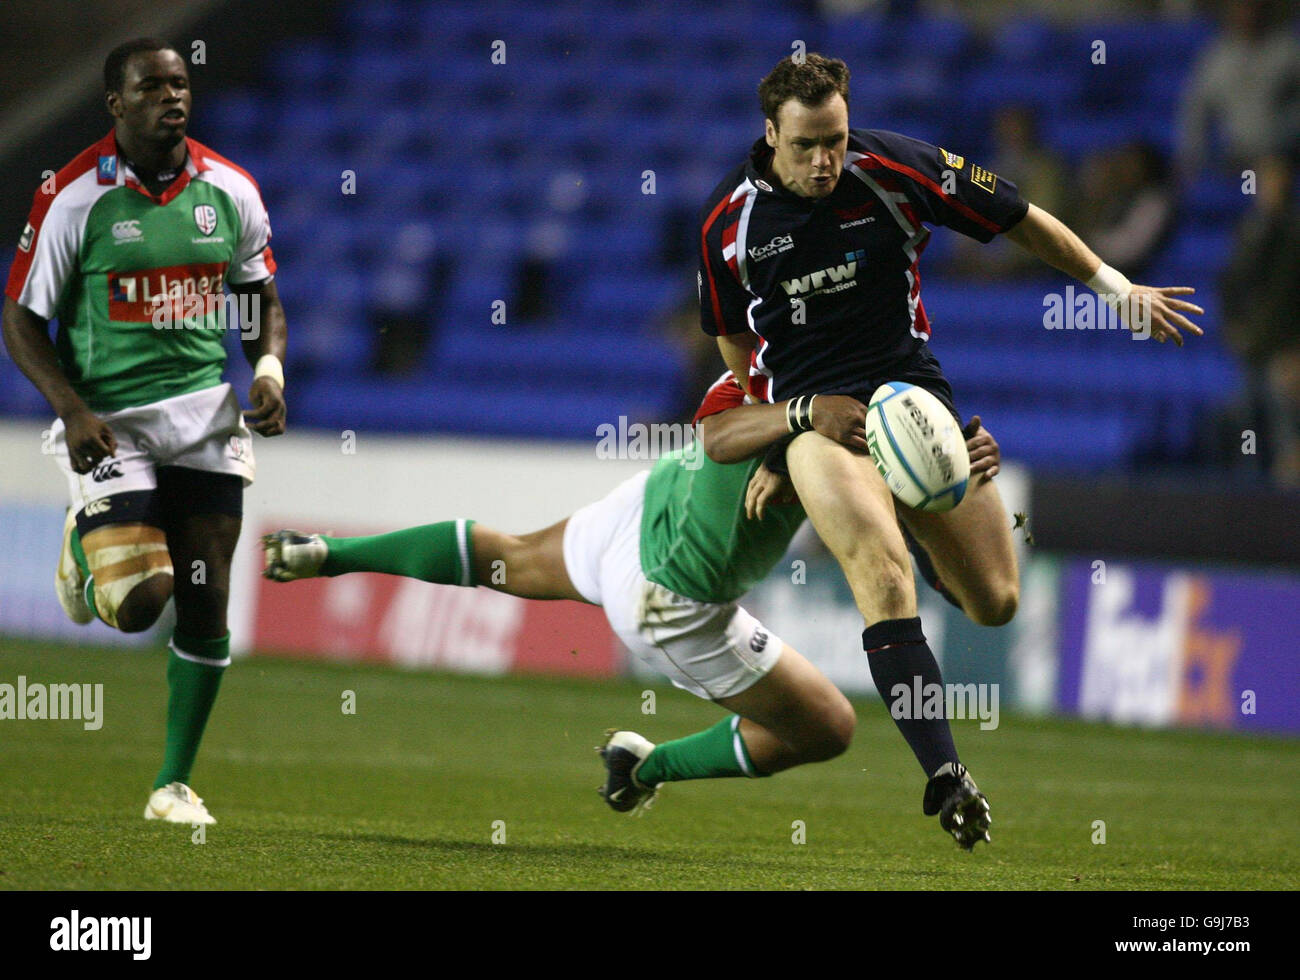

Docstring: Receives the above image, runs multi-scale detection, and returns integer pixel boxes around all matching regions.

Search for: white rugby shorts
[562,469,783,700]
[51,382,254,517]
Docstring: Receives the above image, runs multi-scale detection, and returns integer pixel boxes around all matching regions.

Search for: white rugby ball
[865,381,969,512]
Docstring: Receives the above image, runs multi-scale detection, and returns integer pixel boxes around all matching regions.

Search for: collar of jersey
[96,129,211,206]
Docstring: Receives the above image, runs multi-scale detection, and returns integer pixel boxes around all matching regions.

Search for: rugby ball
[865,382,969,512]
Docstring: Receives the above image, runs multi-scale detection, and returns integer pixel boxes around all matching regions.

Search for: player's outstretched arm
[1003,202,1205,346]
[1,297,117,472]
[233,277,288,436]
[699,391,870,463]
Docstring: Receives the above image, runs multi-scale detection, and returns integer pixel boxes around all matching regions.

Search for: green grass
[1,637,1297,890]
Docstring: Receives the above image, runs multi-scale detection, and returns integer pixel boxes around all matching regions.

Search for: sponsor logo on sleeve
[97,155,118,183]
[18,222,34,252]
[969,164,998,194]
[939,148,965,171]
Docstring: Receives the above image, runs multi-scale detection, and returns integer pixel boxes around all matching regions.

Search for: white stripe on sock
[455,519,471,587]
[169,639,230,668]
[731,716,754,777]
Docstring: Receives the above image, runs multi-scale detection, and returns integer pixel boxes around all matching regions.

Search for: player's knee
[85,528,173,632]
[106,573,174,633]
[793,693,856,763]
[970,579,1019,627]
[847,554,913,620]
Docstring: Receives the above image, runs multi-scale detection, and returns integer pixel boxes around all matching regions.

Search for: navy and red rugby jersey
[698,129,1029,402]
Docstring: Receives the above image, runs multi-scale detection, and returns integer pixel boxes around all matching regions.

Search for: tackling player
[698,54,1205,792]
[2,38,288,825]
[263,376,999,849]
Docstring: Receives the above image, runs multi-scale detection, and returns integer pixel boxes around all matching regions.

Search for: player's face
[765,95,849,199]
[109,49,191,148]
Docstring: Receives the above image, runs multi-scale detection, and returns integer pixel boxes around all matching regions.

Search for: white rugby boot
[261,530,328,581]
[144,782,216,825]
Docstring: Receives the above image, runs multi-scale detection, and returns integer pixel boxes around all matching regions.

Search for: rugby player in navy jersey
[699,54,1204,818]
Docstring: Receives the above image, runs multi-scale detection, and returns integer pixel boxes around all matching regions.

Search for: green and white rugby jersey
[6,131,275,413]
[640,373,806,604]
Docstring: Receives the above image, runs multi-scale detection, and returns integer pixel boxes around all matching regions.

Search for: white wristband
[254,354,284,390]
[1086,262,1132,310]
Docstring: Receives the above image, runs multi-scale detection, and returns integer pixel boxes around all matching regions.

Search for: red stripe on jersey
[692,371,746,424]
[915,295,932,338]
[701,192,737,335]
[4,141,102,307]
[858,154,1002,235]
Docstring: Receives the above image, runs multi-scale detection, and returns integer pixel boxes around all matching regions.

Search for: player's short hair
[758,54,850,130]
[104,37,180,93]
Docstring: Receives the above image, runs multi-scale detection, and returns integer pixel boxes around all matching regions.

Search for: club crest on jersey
[193,204,218,236]
[97,155,118,183]
[755,178,774,192]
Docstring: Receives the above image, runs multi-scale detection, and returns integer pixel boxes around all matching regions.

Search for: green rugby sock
[154,631,228,790]
[319,520,477,585]
[635,715,764,784]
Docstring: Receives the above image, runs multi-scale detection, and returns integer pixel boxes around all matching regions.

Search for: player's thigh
[786,431,909,565]
[786,431,914,623]
[474,519,586,601]
[81,521,175,628]
[158,468,243,621]
[897,477,1019,607]
[716,644,855,750]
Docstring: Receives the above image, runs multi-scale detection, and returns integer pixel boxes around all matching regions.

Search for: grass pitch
[1,638,1296,890]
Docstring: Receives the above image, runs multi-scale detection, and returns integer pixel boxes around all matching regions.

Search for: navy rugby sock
[863,617,959,777]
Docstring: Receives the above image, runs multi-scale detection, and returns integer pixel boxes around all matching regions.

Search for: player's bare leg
[75,521,174,632]
[263,518,587,601]
[469,521,586,601]
[143,506,240,825]
[897,474,1019,627]
[785,430,916,624]
[599,644,854,813]
[715,645,855,773]
[784,430,990,846]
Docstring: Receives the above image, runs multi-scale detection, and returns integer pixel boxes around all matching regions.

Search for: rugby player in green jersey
[2,38,288,825]
[263,374,999,849]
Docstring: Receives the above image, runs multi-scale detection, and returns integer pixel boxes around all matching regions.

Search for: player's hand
[810,394,870,454]
[1123,285,1204,347]
[964,415,1000,482]
[245,377,286,436]
[745,462,797,521]
[62,407,117,474]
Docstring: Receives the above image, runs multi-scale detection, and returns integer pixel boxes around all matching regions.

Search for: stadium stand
[0,1,1252,469]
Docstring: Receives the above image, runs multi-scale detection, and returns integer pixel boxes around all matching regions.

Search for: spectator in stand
[1220,154,1300,485]
[1177,0,1300,180]
[1074,142,1176,280]
[947,105,1070,280]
